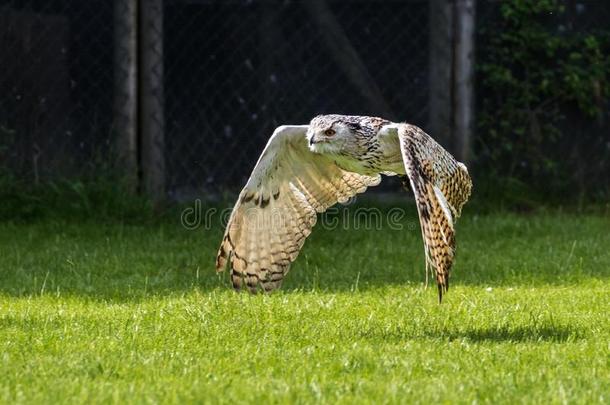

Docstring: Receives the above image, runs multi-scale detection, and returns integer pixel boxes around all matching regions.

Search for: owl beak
[309,136,317,146]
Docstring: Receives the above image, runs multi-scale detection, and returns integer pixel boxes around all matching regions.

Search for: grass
[0,205,609,404]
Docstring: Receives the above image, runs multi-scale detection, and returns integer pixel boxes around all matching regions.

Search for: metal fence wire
[164,0,429,199]
[0,0,429,198]
[0,0,114,183]
[0,0,608,200]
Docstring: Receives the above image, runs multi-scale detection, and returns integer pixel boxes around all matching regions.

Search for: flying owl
[216,115,472,301]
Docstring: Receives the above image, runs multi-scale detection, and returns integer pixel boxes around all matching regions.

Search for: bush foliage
[476,0,610,204]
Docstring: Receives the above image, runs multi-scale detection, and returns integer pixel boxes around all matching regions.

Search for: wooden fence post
[113,0,138,192]
[428,0,454,149]
[139,0,165,205]
[453,0,476,163]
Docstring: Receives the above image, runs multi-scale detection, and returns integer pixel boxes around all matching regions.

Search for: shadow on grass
[0,268,606,302]
[440,325,580,342]
[0,213,607,301]
[360,324,581,343]
[1,221,608,301]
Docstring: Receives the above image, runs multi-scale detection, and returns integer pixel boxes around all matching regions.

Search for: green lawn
[0,207,609,404]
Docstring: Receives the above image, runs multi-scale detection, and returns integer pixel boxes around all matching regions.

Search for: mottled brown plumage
[398,124,472,301]
[216,115,472,301]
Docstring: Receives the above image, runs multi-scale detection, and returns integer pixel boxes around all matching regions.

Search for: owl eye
[324,129,336,136]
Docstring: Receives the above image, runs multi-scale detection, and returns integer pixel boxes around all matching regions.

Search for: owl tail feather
[437,272,449,303]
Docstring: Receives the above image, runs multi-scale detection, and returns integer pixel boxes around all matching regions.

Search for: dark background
[1,0,608,208]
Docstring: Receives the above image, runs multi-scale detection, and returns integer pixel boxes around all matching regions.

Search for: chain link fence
[0,0,430,199]
[1,0,609,201]
[0,0,114,183]
[475,0,610,198]
[164,0,429,199]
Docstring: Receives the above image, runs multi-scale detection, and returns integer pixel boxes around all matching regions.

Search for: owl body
[216,114,472,302]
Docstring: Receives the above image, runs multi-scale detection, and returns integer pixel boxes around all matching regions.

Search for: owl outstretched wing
[216,125,381,292]
[396,124,472,302]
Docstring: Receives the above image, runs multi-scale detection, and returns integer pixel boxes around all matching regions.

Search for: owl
[216,115,472,302]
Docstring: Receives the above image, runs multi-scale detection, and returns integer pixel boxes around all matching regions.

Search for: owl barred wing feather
[396,124,472,302]
[216,125,381,293]
[216,115,471,300]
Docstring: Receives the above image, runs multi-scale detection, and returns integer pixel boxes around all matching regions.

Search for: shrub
[476,0,610,205]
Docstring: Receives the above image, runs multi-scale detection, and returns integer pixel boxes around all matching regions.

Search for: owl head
[306,115,364,155]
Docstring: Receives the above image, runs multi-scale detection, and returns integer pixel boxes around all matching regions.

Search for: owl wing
[216,125,381,293]
[396,124,472,302]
